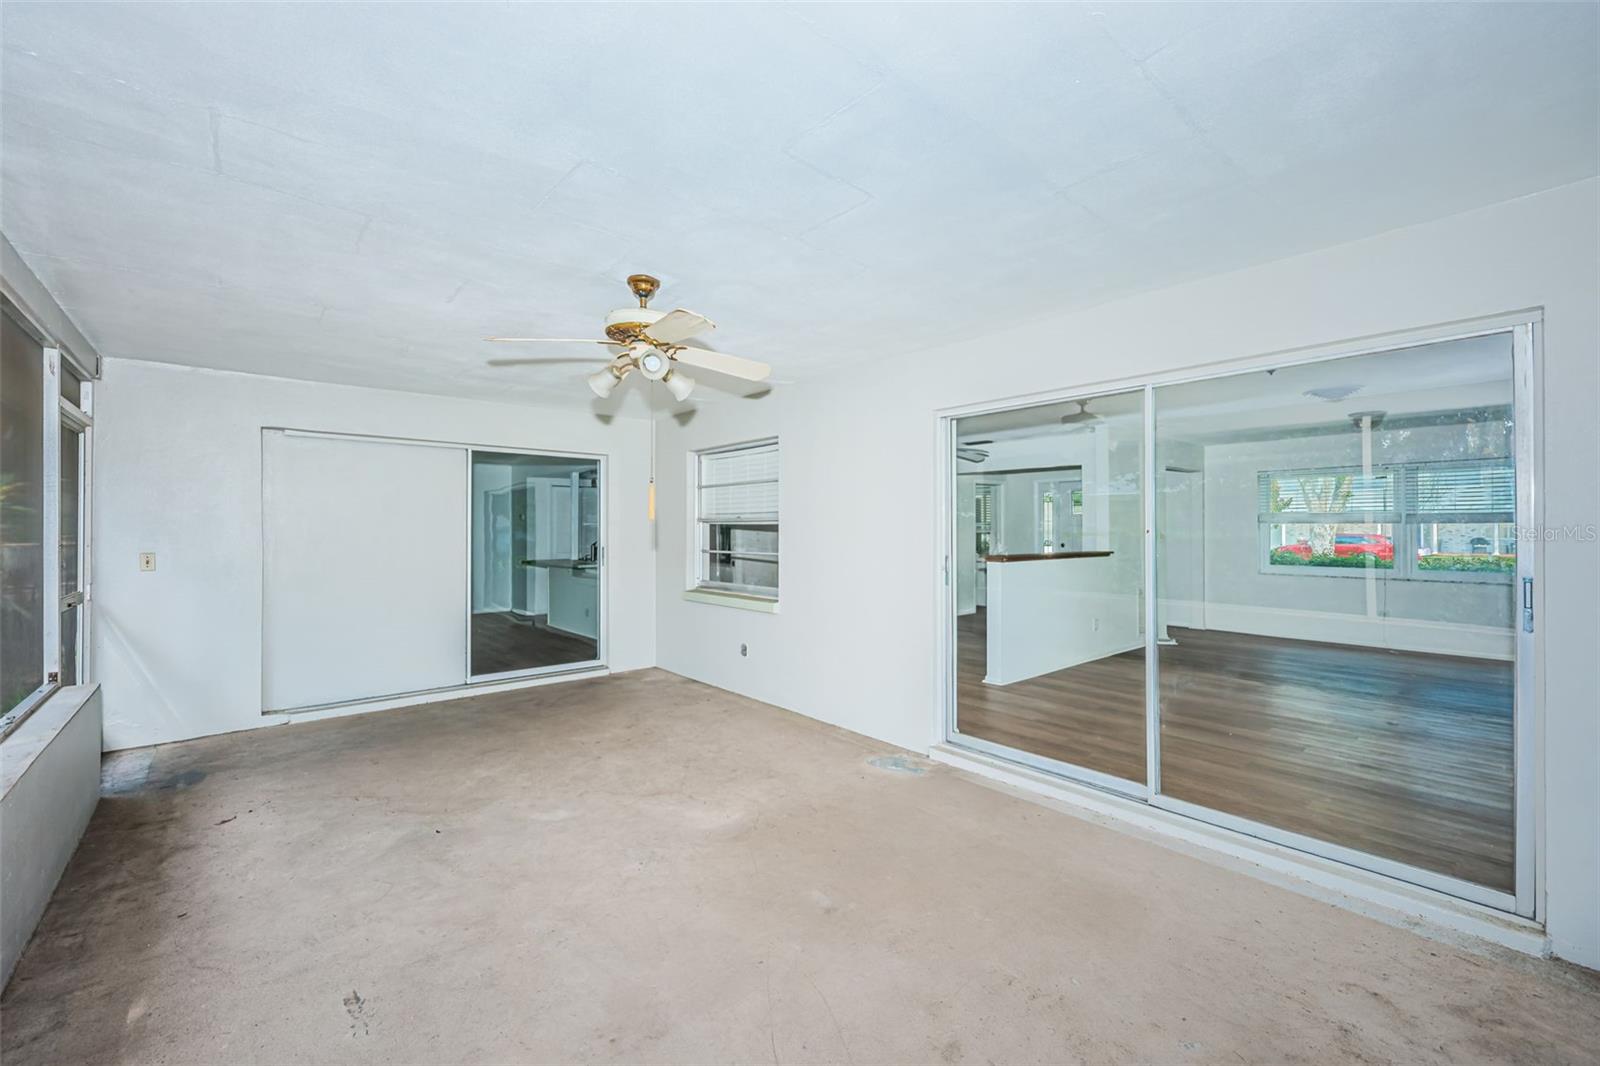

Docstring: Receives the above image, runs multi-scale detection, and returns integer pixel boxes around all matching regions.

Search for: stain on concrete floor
[867,754,932,775]
[2,668,1597,1064]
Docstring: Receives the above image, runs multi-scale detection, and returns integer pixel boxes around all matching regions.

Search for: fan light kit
[487,274,772,401]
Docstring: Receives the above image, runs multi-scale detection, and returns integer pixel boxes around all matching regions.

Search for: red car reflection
[1274,533,1394,562]
[1333,533,1394,561]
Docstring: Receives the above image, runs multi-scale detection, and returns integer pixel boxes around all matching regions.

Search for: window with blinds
[1405,460,1516,577]
[1259,469,1397,517]
[974,483,996,555]
[1258,459,1514,581]
[695,439,779,598]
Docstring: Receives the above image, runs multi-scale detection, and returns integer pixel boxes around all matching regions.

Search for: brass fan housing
[627,273,661,307]
[606,274,666,342]
[604,321,651,344]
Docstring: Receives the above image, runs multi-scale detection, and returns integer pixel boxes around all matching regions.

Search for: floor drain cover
[868,755,929,775]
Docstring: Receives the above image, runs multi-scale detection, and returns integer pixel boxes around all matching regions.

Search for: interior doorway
[469,451,602,679]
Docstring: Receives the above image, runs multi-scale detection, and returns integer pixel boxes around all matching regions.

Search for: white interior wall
[1158,440,1207,633]
[957,467,1083,549]
[989,469,1083,554]
[653,179,1600,968]
[954,478,976,615]
[93,357,655,751]
[470,463,515,611]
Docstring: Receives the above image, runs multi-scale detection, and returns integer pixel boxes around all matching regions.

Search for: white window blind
[974,483,995,530]
[698,441,779,523]
[1405,461,1515,518]
[1257,457,1515,583]
[695,439,779,598]
[1259,468,1396,516]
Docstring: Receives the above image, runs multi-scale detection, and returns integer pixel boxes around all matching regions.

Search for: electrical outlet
[139,552,156,572]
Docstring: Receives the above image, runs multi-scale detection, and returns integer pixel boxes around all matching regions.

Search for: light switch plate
[138,552,156,572]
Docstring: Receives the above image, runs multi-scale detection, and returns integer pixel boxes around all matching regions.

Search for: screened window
[2,308,46,716]
[695,439,778,598]
[1,301,93,737]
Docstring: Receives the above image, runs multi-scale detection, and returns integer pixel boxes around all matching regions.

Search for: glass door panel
[470,452,601,678]
[1153,333,1518,895]
[952,389,1147,788]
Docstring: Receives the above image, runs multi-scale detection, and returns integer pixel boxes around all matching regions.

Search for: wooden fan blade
[670,345,771,383]
[485,336,614,344]
[646,309,715,345]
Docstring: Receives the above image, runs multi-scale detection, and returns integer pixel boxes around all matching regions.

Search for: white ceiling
[2,2,1594,410]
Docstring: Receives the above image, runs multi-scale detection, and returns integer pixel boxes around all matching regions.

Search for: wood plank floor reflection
[956,608,1514,891]
[471,611,597,676]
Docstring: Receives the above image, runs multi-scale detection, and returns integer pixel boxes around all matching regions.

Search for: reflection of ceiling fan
[486,274,772,401]
[957,446,990,463]
[1059,399,1102,427]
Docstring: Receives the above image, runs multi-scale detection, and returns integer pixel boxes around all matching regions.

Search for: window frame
[0,296,94,741]
[973,481,998,556]
[689,437,779,605]
[1257,460,1515,585]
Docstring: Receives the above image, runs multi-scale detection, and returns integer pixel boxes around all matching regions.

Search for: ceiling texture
[2,2,1595,409]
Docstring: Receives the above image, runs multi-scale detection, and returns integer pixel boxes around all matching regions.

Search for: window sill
[683,588,780,613]
[1260,566,1512,584]
[2,683,100,801]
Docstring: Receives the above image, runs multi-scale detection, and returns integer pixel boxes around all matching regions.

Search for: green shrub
[1418,553,1515,573]
[1270,551,1393,570]
[1311,553,1394,569]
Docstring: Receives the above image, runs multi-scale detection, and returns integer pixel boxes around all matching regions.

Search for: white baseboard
[263,664,609,721]
[1160,599,1207,630]
[1195,603,1513,660]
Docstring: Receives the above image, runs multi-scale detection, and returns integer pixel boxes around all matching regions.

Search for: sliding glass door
[262,433,606,712]
[469,451,602,679]
[950,390,1147,793]
[1151,331,1526,906]
[944,323,1536,913]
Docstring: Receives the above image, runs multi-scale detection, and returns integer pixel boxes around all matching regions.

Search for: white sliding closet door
[263,430,467,711]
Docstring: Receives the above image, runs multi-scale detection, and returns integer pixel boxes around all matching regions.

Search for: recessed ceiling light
[1304,385,1363,402]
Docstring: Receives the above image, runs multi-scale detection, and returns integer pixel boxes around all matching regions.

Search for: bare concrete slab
[3,669,1595,1064]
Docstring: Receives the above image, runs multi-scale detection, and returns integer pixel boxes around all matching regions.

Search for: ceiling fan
[487,274,772,401]
[1059,399,1102,426]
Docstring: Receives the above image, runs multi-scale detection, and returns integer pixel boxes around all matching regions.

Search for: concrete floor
[3,670,1596,1064]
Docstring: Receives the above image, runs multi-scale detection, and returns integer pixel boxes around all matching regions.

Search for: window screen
[1,308,46,713]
